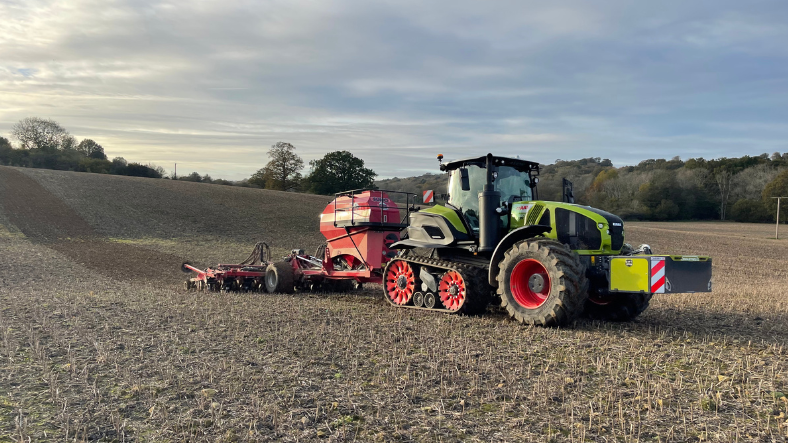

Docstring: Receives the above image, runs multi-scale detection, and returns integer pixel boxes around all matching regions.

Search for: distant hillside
[375,173,447,201]
[0,167,329,263]
[375,154,788,222]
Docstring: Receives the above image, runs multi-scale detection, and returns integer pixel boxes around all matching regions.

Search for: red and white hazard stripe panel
[423,190,434,203]
[650,257,666,293]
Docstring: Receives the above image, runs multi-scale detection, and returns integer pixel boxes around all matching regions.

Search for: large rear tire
[265,261,295,294]
[496,239,588,326]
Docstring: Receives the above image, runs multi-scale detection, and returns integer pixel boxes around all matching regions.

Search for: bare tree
[250,142,304,191]
[715,169,734,220]
[11,117,74,151]
[731,164,784,202]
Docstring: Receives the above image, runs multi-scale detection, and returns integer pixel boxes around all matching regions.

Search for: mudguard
[488,225,553,286]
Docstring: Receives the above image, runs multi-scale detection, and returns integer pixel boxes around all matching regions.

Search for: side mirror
[529,176,539,188]
[460,168,470,191]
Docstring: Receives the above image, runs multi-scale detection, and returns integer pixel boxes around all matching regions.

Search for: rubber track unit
[383,254,490,315]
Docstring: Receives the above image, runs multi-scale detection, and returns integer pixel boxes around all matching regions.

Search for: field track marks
[0,166,185,283]
[630,224,777,241]
[0,166,96,240]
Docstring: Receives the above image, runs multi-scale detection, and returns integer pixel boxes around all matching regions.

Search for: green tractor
[384,153,712,326]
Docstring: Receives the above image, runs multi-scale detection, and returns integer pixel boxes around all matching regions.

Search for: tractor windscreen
[448,165,532,233]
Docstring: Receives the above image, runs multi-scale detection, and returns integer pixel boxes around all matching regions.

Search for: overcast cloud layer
[1,0,787,179]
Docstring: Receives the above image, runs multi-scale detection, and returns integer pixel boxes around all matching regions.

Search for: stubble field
[0,165,787,442]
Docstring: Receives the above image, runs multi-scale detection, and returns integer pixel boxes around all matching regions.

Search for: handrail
[332,189,416,227]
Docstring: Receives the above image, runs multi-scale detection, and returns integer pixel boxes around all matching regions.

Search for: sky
[1,0,787,180]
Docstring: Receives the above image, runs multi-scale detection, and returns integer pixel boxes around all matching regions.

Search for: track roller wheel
[437,269,489,314]
[497,239,588,326]
[423,292,437,309]
[412,291,425,307]
[265,261,295,294]
[438,270,466,312]
[384,259,416,305]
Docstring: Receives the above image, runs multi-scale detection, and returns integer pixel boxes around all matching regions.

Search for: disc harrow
[181,242,271,293]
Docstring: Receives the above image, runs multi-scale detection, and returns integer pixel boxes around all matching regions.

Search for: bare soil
[0,166,786,442]
[0,168,184,282]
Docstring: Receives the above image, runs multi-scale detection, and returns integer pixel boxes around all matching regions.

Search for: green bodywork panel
[421,205,468,234]
[510,201,620,255]
[419,201,621,255]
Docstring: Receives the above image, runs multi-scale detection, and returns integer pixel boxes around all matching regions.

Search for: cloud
[1,0,787,180]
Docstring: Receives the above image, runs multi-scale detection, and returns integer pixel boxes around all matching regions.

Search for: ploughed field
[0,165,786,442]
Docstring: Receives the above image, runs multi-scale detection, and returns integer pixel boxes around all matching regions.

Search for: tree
[248,169,267,188]
[179,172,203,182]
[11,117,74,151]
[77,139,107,159]
[122,163,163,178]
[304,150,377,195]
[730,199,772,223]
[731,164,782,203]
[110,157,128,174]
[78,157,111,174]
[714,168,734,220]
[0,137,12,165]
[763,169,788,222]
[62,136,77,151]
[251,142,304,191]
[147,163,167,178]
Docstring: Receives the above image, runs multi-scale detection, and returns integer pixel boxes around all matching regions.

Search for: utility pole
[774,197,786,239]
[174,163,177,180]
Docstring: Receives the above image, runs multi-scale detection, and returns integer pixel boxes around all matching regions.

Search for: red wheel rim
[510,259,551,309]
[385,261,415,305]
[588,292,612,306]
[438,270,466,312]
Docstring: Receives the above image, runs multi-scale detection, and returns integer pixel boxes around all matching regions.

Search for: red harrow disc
[438,270,466,312]
[385,260,415,305]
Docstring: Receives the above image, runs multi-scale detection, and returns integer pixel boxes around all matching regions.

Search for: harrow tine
[181,262,201,274]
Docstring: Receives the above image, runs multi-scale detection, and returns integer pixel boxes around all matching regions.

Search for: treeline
[5,116,787,223]
[166,143,378,192]
[0,118,165,179]
[1,118,378,193]
[378,153,788,223]
[542,154,788,222]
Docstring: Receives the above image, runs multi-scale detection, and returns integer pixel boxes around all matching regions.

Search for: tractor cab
[441,155,540,234]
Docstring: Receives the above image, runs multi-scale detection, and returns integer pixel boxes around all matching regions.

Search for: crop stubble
[0,166,786,442]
